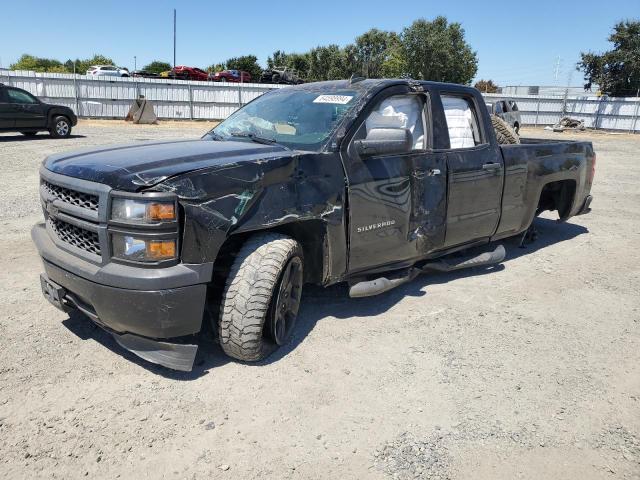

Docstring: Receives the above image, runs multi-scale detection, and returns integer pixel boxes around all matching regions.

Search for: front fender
[156,151,348,283]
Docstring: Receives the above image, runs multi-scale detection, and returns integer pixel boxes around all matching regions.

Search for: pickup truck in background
[32,79,595,371]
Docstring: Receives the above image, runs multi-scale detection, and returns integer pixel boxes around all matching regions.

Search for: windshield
[209,88,361,151]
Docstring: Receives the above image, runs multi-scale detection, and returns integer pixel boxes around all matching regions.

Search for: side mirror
[354,128,412,157]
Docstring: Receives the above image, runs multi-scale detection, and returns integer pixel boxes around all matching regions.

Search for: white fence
[1,71,639,131]
[483,93,640,132]
[0,70,282,120]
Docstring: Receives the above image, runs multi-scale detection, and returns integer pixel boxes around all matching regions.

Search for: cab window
[441,95,483,149]
[364,94,425,150]
[7,89,38,104]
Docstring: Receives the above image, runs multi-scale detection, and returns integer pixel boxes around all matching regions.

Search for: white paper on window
[365,96,424,150]
[442,96,475,149]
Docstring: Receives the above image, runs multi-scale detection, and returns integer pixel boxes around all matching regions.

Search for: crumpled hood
[43,139,289,191]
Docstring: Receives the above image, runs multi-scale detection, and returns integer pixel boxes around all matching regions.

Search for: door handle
[482,163,501,171]
[414,168,441,179]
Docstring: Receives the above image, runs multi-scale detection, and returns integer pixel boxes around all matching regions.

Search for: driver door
[341,86,447,274]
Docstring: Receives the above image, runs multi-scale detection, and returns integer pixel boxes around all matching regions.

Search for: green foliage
[353,29,398,78]
[400,17,477,84]
[143,61,172,74]
[266,50,311,77]
[10,54,65,73]
[474,79,499,93]
[207,63,226,73]
[267,19,477,84]
[578,20,640,97]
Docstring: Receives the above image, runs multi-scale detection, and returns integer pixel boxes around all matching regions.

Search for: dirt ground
[0,122,638,479]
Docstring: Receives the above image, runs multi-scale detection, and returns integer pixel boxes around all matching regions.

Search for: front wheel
[218,233,304,361]
[49,116,71,138]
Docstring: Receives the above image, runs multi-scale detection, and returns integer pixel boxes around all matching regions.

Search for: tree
[10,54,66,73]
[400,17,477,84]
[223,55,262,81]
[474,79,499,93]
[578,20,640,96]
[143,61,172,74]
[307,45,355,81]
[267,50,311,78]
[353,29,398,78]
[207,63,226,73]
[381,34,407,78]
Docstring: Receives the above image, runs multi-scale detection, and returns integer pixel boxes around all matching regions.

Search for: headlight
[112,234,177,262]
[111,198,176,224]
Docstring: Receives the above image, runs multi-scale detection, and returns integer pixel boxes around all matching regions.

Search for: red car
[171,66,210,81]
[210,69,252,83]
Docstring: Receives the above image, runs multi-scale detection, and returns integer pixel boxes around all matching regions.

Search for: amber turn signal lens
[147,240,177,260]
[147,202,175,221]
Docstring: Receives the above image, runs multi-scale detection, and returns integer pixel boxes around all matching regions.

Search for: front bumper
[576,194,593,215]
[32,222,211,371]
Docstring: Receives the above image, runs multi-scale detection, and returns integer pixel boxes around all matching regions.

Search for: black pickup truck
[32,79,595,371]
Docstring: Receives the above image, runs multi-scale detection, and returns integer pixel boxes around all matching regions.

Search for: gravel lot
[1,121,638,479]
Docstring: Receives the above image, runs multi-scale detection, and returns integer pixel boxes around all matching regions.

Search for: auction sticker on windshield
[313,95,354,104]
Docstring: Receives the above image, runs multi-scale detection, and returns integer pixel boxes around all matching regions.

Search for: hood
[43,139,289,191]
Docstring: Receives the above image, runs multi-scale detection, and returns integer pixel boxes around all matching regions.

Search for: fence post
[630,97,640,134]
[535,98,540,126]
[73,73,80,116]
[188,83,194,120]
[238,82,242,108]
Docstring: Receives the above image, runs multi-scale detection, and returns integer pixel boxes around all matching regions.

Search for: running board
[348,244,506,298]
[421,244,506,272]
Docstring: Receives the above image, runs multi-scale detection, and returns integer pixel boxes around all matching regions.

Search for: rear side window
[441,95,483,149]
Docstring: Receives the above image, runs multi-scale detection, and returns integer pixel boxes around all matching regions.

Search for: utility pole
[173,9,177,68]
[553,56,562,84]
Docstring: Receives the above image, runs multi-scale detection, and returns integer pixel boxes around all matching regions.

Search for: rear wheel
[272,73,281,84]
[49,116,71,138]
[218,233,304,361]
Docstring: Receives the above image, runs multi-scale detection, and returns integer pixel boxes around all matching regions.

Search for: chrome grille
[42,180,99,211]
[47,217,101,256]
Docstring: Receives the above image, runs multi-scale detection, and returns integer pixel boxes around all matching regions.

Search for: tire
[272,73,281,84]
[491,114,520,145]
[220,77,227,82]
[219,233,304,361]
[49,116,71,138]
[20,132,38,137]
[514,122,520,135]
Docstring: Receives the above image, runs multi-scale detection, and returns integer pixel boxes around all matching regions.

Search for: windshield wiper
[229,132,288,149]
[206,131,225,141]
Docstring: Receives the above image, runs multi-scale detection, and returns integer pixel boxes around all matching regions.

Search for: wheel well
[211,220,326,285]
[205,221,326,329]
[537,180,576,219]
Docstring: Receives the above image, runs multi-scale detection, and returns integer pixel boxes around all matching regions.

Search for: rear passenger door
[0,88,15,129]
[438,92,504,247]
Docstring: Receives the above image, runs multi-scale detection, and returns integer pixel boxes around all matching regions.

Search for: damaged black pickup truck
[32,79,595,371]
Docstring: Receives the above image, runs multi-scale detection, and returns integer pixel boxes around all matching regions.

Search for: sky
[1,0,638,87]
